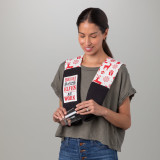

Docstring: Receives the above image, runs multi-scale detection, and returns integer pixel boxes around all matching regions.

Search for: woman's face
[78,21,108,55]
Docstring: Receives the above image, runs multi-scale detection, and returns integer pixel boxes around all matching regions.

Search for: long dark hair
[76,7,113,58]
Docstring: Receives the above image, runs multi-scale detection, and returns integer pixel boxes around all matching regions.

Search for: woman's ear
[104,28,109,39]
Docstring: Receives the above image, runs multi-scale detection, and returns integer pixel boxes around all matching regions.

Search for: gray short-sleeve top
[51,59,137,152]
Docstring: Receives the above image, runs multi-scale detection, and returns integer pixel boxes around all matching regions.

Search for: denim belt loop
[90,139,94,146]
[65,137,69,146]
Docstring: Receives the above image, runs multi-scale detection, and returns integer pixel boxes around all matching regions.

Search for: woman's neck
[82,52,109,67]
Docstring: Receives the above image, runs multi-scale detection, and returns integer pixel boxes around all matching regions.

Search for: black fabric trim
[82,82,109,121]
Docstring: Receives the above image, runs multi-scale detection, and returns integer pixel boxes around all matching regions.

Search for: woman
[51,7,136,160]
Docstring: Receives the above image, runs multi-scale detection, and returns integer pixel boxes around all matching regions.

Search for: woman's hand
[53,107,71,126]
[75,99,105,116]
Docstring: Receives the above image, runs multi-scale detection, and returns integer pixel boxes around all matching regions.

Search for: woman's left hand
[75,99,105,116]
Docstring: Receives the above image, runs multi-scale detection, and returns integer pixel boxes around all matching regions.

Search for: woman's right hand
[53,107,71,126]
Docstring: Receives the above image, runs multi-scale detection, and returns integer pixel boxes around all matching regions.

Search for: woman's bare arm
[102,96,131,130]
[59,99,62,107]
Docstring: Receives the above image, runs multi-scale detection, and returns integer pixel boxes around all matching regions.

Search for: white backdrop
[0,0,160,159]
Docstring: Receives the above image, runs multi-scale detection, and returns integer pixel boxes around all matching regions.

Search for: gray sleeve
[50,61,65,101]
[118,64,137,107]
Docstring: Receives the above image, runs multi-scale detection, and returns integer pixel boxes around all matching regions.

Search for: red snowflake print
[103,76,110,82]
[73,59,79,64]
[112,64,118,69]
[111,59,116,62]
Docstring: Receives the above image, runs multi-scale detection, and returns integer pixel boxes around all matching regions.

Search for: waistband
[63,137,95,144]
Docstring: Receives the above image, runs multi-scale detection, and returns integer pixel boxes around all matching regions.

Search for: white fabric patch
[92,58,123,88]
[63,75,78,103]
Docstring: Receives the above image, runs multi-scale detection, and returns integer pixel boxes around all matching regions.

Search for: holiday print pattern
[65,54,124,89]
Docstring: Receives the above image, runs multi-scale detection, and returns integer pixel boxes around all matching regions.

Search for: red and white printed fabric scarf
[62,54,124,125]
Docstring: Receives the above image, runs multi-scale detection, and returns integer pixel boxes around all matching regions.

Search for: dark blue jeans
[59,137,118,160]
